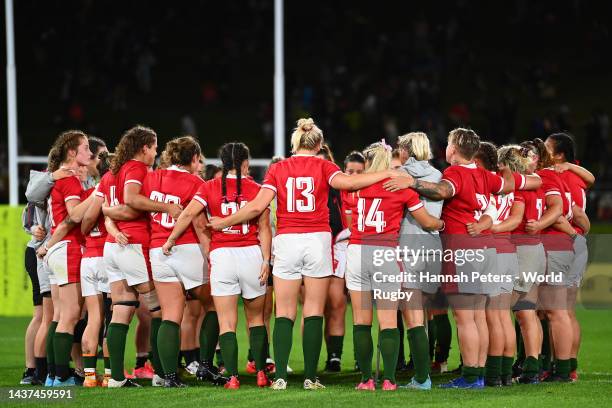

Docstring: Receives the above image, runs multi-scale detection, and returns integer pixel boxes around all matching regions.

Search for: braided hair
[474,141,498,171]
[219,142,250,203]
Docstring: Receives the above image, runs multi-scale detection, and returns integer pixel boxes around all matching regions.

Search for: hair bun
[297,118,314,132]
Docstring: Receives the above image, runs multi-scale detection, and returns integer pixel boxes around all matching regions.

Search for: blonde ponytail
[290,118,323,153]
[398,132,432,161]
[362,141,392,173]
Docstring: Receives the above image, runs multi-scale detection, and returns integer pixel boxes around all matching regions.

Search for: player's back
[513,188,545,245]
[202,175,262,250]
[262,155,341,234]
[112,160,150,242]
[348,180,422,246]
[83,186,107,256]
[145,166,204,247]
[49,176,84,244]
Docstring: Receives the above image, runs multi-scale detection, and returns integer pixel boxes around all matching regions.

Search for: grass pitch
[1,307,612,407]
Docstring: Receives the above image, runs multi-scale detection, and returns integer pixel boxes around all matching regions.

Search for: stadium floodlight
[5,0,19,206]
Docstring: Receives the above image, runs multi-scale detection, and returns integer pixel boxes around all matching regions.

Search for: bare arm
[81,195,103,235]
[66,194,94,224]
[330,170,396,191]
[36,219,75,257]
[124,183,183,219]
[257,209,272,285]
[523,174,542,191]
[553,216,577,237]
[208,188,276,231]
[102,204,141,221]
[490,201,525,233]
[525,195,563,234]
[192,212,211,259]
[409,206,444,231]
[555,163,595,188]
[104,216,130,245]
[163,199,206,253]
[570,205,590,234]
[467,215,493,237]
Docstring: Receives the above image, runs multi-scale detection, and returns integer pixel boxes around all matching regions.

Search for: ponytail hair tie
[380,138,392,152]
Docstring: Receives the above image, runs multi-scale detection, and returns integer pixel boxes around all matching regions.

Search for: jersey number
[150,191,180,228]
[221,201,249,235]
[535,198,544,220]
[357,198,386,233]
[474,193,488,220]
[286,177,315,213]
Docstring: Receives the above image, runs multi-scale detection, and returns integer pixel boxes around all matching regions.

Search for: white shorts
[495,252,519,296]
[104,242,151,287]
[272,232,333,280]
[150,244,208,290]
[345,244,402,293]
[210,245,266,299]
[81,257,110,296]
[333,239,349,279]
[400,235,442,294]
[45,240,83,286]
[37,257,52,294]
[442,247,498,295]
[514,244,546,293]
[568,235,588,287]
[546,250,573,286]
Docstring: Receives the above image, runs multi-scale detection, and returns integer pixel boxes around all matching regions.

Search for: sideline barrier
[0,205,33,316]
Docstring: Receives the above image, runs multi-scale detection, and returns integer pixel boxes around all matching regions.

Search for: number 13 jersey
[262,154,342,235]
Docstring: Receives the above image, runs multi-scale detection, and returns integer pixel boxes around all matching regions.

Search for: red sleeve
[566,175,586,209]
[513,172,527,191]
[192,181,208,208]
[60,177,83,202]
[541,173,562,197]
[124,163,148,186]
[441,166,461,197]
[262,163,279,193]
[514,190,526,203]
[487,172,504,194]
[341,191,353,214]
[404,189,424,212]
[322,160,342,186]
[141,172,155,198]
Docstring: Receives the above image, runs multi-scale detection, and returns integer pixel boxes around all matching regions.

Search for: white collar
[459,162,477,169]
[293,153,317,157]
[226,174,238,179]
[167,165,189,173]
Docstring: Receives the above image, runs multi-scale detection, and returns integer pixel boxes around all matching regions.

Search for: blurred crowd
[1,0,611,218]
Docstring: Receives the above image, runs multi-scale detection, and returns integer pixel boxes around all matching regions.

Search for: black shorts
[25,246,42,306]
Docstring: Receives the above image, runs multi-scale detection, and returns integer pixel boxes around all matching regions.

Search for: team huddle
[19,118,593,391]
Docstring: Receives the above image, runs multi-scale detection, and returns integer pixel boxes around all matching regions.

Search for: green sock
[540,318,551,371]
[249,326,267,371]
[379,328,400,383]
[83,355,97,372]
[107,323,129,381]
[264,330,270,359]
[273,317,294,380]
[501,356,514,377]
[158,320,180,376]
[219,332,238,377]
[462,365,480,383]
[485,355,502,380]
[46,321,58,376]
[150,317,164,376]
[570,357,577,372]
[200,312,219,363]
[408,326,430,384]
[104,357,110,370]
[433,314,451,362]
[515,320,525,363]
[555,359,570,378]
[327,335,344,360]
[522,356,539,376]
[427,318,436,360]
[353,325,373,382]
[247,348,254,362]
[303,316,323,381]
[53,332,74,380]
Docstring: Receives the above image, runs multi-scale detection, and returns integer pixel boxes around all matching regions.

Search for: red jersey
[537,168,573,250]
[106,160,150,245]
[491,172,526,253]
[143,166,204,248]
[512,188,545,246]
[83,186,107,257]
[261,154,342,234]
[558,169,587,235]
[440,163,504,235]
[194,175,262,251]
[345,180,423,246]
[48,176,85,245]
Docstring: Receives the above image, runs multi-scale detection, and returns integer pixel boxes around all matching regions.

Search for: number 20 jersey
[194,175,262,251]
[262,154,342,235]
[142,166,204,248]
